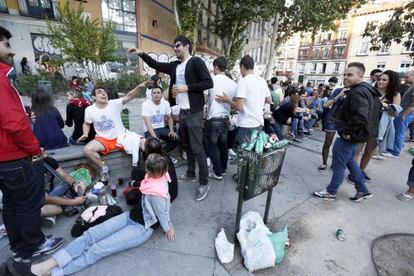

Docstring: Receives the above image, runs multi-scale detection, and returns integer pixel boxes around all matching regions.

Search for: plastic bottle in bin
[273,139,289,149]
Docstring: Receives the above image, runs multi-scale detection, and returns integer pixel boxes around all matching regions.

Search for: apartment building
[347,0,413,79]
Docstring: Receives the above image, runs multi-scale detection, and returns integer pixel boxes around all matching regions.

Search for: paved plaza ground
[1,96,413,275]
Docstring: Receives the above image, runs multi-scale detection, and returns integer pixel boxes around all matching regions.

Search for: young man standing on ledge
[128,35,214,201]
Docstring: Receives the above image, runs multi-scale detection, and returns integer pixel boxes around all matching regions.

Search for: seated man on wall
[142,85,179,153]
[78,82,147,181]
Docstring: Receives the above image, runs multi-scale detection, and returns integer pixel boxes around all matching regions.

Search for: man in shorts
[78,81,147,181]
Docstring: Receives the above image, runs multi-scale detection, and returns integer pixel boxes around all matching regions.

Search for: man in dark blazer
[128,36,214,201]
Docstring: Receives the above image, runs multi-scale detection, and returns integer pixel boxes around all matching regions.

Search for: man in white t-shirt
[142,86,179,152]
[205,57,236,180]
[217,55,272,144]
[78,82,147,181]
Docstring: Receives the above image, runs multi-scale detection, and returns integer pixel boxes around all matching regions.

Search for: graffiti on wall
[31,33,62,60]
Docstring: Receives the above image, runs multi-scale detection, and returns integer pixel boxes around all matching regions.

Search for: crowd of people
[1,25,414,275]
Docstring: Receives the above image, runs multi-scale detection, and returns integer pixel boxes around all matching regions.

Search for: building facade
[347,0,413,80]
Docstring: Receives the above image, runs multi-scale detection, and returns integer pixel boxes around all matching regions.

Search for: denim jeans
[179,110,208,185]
[237,126,262,145]
[51,212,153,276]
[145,127,180,152]
[326,138,369,195]
[388,114,414,157]
[291,118,305,137]
[206,118,229,176]
[0,157,45,259]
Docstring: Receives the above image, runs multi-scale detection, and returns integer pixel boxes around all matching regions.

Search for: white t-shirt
[206,74,236,119]
[175,57,191,109]
[84,98,126,139]
[235,74,270,128]
[141,99,171,132]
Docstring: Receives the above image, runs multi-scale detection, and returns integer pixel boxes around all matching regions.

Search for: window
[358,41,369,55]
[321,63,327,73]
[0,0,7,11]
[376,62,386,69]
[333,46,345,59]
[287,61,293,71]
[399,62,412,73]
[378,43,390,55]
[334,63,340,73]
[311,63,317,73]
[25,0,55,18]
[322,48,329,59]
[403,39,414,53]
[102,0,136,32]
[299,49,307,60]
[299,63,305,73]
[313,49,319,59]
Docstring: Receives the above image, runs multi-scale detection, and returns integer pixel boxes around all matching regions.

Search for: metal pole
[234,158,247,242]
[263,188,274,225]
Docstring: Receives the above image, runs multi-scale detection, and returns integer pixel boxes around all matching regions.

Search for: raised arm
[122,81,148,105]
[127,48,175,75]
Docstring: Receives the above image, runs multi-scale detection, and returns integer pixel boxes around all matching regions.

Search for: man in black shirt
[128,36,213,201]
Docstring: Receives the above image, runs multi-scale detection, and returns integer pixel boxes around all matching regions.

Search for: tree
[263,0,366,79]
[46,1,119,80]
[363,0,414,60]
[173,0,204,50]
[212,0,267,68]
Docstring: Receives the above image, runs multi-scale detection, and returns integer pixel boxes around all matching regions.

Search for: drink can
[336,229,345,241]
[118,177,124,186]
[264,142,272,152]
[250,130,259,141]
[111,183,117,197]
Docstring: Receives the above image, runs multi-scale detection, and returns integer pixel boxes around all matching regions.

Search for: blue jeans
[145,127,180,152]
[326,138,369,195]
[206,118,229,176]
[291,118,305,137]
[388,114,414,157]
[237,126,262,145]
[51,212,153,276]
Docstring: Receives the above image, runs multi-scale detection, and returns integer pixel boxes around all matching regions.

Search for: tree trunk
[173,0,181,31]
[225,20,239,57]
[264,13,280,80]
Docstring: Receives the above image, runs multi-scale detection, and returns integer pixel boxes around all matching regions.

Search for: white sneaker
[207,158,211,167]
[229,149,237,156]
[380,152,399,158]
[208,172,223,180]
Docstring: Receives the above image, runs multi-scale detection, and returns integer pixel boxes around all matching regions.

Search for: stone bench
[45,145,133,184]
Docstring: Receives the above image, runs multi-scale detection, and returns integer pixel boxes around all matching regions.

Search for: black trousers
[179,110,208,185]
[0,157,45,259]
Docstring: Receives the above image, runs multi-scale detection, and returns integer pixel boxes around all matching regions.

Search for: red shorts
[95,137,124,155]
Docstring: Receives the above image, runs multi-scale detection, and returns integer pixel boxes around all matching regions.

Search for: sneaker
[41,216,56,228]
[182,152,187,160]
[371,154,385,160]
[228,149,237,156]
[221,172,226,176]
[31,236,64,258]
[347,174,355,184]
[362,171,372,183]
[6,258,35,276]
[178,174,197,182]
[313,190,336,201]
[171,156,178,164]
[100,164,110,182]
[380,152,399,158]
[207,158,211,168]
[318,164,327,171]
[195,184,210,201]
[293,137,303,143]
[350,192,373,202]
[208,172,223,180]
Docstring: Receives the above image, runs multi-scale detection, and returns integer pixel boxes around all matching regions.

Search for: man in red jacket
[0,27,64,274]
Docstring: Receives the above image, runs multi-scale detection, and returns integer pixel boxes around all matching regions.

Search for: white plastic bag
[237,211,275,272]
[215,228,234,263]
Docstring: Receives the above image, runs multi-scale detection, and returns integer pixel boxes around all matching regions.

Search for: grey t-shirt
[401,87,414,110]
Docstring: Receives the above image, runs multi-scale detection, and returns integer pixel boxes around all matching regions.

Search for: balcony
[300,42,310,47]
[335,38,347,45]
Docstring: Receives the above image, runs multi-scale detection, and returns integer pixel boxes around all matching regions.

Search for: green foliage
[176,0,199,39]
[16,72,68,96]
[363,0,414,60]
[96,73,147,97]
[46,1,119,80]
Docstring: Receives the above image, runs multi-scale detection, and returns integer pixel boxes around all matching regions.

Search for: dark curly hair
[376,70,401,102]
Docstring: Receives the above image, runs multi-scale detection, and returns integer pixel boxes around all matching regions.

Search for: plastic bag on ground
[215,228,234,264]
[237,211,275,272]
[70,168,92,187]
[269,226,289,264]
